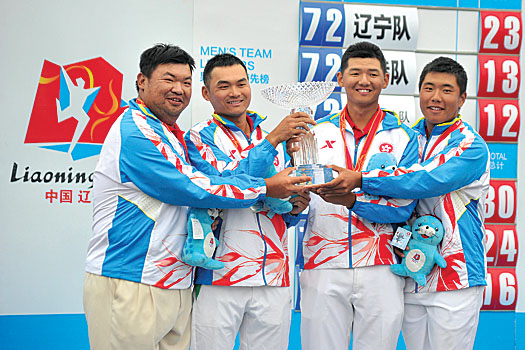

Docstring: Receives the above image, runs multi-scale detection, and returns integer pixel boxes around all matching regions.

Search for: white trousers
[191,285,292,350]
[83,273,192,350]
[402,286,484,350]
[300,266,405,350]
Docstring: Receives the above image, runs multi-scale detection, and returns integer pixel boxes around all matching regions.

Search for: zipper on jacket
[256,213,268,286]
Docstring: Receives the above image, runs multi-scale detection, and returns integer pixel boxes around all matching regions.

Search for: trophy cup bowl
[261,81,337,184]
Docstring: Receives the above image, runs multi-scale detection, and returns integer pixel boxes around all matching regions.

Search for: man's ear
[136,72,146,91]
[202,85,211,101]
[458,91,467,109]
[336,71,344,88]
[383,72,390,89]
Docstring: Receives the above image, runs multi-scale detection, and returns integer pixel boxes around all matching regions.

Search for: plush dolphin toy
[360,152,398,201]
[182,208,224,270]
[365,152,397,173]
[390,215,447,286]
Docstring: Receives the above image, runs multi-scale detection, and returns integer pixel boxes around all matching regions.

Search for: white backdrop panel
[192,0,300,131]
[417,9,458,52]
[0,0,194,315]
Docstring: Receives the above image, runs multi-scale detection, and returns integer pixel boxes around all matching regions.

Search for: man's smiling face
[202,64,251,120]
[419,71,466,131]
[337,57,389,109]
[137,63,192,125]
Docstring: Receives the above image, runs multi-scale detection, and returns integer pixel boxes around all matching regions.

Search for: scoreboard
[296,0,521,312]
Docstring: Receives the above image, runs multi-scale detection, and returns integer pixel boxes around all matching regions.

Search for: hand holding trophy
[261,81,337,184]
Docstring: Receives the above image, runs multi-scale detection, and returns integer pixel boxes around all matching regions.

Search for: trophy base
[293,164,334,185]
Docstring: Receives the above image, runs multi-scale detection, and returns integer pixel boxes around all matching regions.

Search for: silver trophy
[261,81,336,184]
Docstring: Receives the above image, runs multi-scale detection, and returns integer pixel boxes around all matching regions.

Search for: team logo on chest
[379,143,394,153]
[321,140,336,149]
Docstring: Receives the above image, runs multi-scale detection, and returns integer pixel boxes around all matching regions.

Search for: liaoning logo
[25,57,128,161]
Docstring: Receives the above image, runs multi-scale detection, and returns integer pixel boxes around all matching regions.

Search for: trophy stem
[294,132,318,166]
[290,106,318,167]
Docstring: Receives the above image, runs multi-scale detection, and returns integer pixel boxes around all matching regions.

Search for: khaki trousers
[83,273,192,350]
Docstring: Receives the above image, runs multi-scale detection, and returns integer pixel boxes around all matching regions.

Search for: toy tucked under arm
[390,215,447,286]
[182,208,225,270]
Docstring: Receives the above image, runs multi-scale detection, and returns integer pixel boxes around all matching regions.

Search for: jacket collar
[329,108,401,133]
[413,115,462,138]
[212,110,266,132]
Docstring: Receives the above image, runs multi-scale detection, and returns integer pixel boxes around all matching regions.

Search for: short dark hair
[340,41,387,75]
[418,57,467,95]
[203,53,248,87]
[135,44,195,92]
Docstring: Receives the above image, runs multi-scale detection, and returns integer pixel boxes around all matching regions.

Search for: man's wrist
[264,178,273,198]
[265,134,279,148]
[346,193,356,209]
